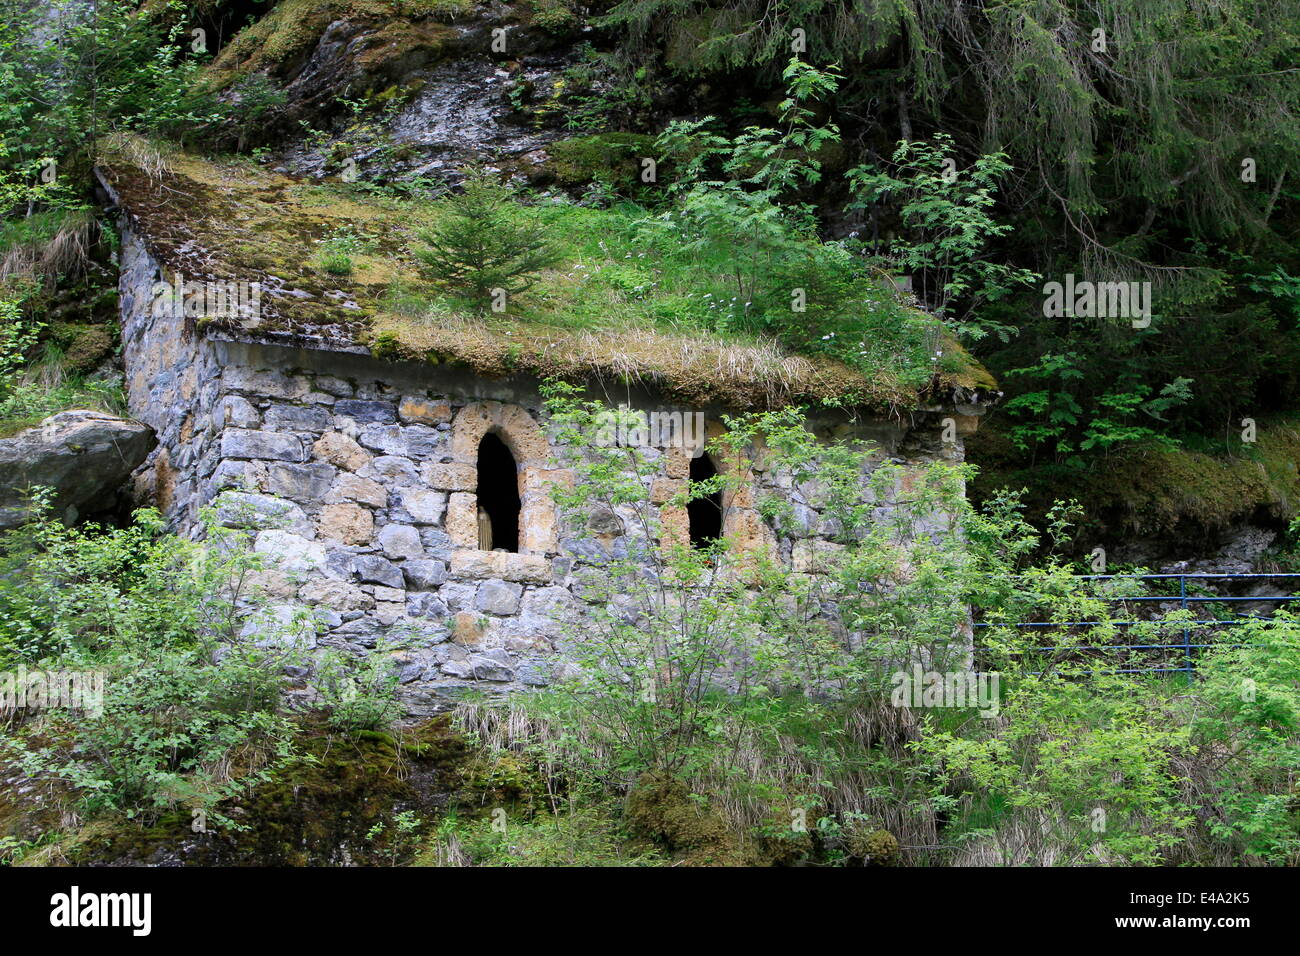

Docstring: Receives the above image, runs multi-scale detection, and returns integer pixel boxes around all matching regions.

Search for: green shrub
[413,168,561,308]
[0,505,300,828]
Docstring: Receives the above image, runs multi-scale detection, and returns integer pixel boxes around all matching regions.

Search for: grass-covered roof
[97,139,996,410]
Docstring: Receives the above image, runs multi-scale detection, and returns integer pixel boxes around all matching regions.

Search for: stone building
[97,147,996,715]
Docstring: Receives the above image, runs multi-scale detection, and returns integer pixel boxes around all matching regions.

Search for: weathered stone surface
[254,530,328,576]
[440,582,478,613]
[314,375,354,397]
[208,458,267,494]
[522,586,578,621]
[357,455,419,485]
[397,487,446,524]
[332,616,385,648]
[317,502,374,544]
[299,577,375,612]
[791,538,846,573]
[378,523,423,559]
[448,549,496,578]
[403,558,448,590]
[663,446,690,479]
[354,554,404,588]
[267,462,336,502]
[239,603,318,650]
[328,472,387,508]
[265,404,333,432]
[650,477,682,505]
[0,411,156,527]
[585,505,624,536]
[221,395,260,429]
[356,424,441,457]
[221,428,303,462]
[312,431,370,471]
[420,462,476,491]
[375,601,406,625]
[334,399,398,424]
[522,503,558,554]
[445,492,478,547]
[449,550,553,583]
[450,610,485,644]
[214,490,311,534]
[419,526,453,558]
[408,591,449,618]
[223,367,308,401]
[442,649,513,681]
[399,396,453,425]
[474,579,523,615]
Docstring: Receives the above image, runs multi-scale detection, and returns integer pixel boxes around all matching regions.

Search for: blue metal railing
[972,572,1300,675]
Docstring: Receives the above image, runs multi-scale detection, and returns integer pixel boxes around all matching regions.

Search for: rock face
[0,410,156,527]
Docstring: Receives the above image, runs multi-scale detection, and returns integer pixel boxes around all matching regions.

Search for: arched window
[476,431,520,552]
[687,452,723,548]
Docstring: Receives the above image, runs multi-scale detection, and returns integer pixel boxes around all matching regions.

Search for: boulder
[0,410,156,527]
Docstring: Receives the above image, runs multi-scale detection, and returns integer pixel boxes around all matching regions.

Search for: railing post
[1180,575,1192,675]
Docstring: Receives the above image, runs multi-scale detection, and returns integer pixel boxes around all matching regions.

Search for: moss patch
[48,323,115,373]
[970,416,1300,545]
[546,133,657,189]
[205,0,459,89]
[17,717,478,866]
[624,772,757,866]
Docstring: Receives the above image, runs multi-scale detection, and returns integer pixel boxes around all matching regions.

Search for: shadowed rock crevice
[0,410,156,527]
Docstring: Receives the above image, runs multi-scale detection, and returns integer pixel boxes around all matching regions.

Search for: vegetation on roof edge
[96,126,996,411]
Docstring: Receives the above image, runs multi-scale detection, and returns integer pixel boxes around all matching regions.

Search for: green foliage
[0,294,41,406]
[311,642,403,734]
[366,810,424,865]
[0,0,225,206]
[1002,349,1195,463]
[0,505,300,827]
[919,672,1196,865]
[431,801,666,866]
[1193,614,1300,863]
[848,134,1040,341]
[313,228,370,276]
[413,169,562,307]
[637,59,937,376]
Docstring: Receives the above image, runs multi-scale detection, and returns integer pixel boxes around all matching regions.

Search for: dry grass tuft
[375,310,903,409]
[0,208,99,290]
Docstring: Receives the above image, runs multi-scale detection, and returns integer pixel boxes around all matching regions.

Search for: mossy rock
[624,772,754,866]
[528,0,579,33]
[971,416,1300,546]
[49,323,116,374]
[545,133,657,189]
[25,716,476,866]
[844,823,900,865]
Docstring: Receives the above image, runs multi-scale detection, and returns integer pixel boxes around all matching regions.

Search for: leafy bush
[1193,614,1300,864]
[311,642,403,734]
[0,506,300,827]
[429,802,665,867]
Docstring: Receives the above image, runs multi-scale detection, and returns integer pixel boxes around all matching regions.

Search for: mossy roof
[97,142,997,411]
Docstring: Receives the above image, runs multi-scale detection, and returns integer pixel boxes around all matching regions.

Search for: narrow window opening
[476,432,520,552]
[687,452,723,548]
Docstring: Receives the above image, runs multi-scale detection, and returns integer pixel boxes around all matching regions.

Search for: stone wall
[118,227,972,715]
